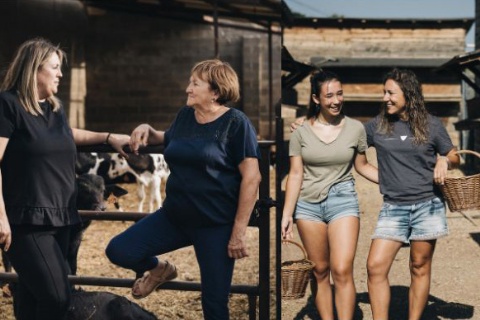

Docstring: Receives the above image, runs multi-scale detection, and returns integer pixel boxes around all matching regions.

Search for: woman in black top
[0,38,129,320]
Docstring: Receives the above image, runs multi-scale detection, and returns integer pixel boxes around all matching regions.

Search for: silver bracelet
[439,155,451,170]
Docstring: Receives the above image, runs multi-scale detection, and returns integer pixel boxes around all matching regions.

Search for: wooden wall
[283,22,470,146]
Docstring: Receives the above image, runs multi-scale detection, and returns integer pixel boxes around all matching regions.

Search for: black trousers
[6,225,72,320]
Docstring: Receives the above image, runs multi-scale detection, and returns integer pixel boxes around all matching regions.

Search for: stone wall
[0,2,281,139]
[84,11,281,138]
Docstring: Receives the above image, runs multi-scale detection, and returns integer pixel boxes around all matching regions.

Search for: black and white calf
[109,153,170,213]
[76,152,135,211]
[75,152,113,179]
[76,152,169,213]
[76,152,136,184]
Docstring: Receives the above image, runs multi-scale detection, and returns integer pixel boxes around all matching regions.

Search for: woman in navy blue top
[0,38,129,320]
[106,59,261,319]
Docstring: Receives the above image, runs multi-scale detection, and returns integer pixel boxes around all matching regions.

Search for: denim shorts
[294,180,360,224]
[372,196,449,243]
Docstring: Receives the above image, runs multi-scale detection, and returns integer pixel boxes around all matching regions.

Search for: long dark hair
[306,70,342,120]
[378,68,429,144]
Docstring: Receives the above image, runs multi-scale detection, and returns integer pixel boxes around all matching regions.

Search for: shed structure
[0,0,282,139]
[283,17,474,146]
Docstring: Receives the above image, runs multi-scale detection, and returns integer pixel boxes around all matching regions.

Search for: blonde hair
[191,59,240,105]
[1,37,66,115]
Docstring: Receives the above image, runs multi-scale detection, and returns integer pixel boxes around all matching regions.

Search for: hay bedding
[0,181,268,319]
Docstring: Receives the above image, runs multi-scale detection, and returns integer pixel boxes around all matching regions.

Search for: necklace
[316,116,340,126]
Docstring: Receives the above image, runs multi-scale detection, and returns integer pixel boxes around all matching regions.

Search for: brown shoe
[131,261,178,299]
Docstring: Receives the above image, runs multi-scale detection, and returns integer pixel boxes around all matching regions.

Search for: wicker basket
[440,150,480,212]
[281,240,315,300]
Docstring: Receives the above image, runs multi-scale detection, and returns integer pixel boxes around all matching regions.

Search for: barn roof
[438,49,480,96]
[81,0,282,32]
[285,17,474,31]
[313,57,451,69]
[282,46,317,89]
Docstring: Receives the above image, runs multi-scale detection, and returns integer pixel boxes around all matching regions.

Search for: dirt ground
[281,149,480,320]
[1,151,480,319]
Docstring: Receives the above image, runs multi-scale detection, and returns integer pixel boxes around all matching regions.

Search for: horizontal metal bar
[0,272,259,295]
[76,141,273,154]
[78,210,147,221]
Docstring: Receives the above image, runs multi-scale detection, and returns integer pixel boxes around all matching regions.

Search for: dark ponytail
[307,70,341,119]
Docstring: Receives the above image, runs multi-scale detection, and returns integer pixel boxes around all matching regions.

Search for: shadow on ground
[291,285,474,320]
[470,232,480,247]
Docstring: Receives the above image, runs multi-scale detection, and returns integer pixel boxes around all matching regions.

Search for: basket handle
[282,239,308,260]
[454,150,480,159]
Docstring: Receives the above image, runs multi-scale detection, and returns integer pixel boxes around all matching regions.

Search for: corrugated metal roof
[285,17,473,30]
[438,49,480,71]
[82,0,281,30]
[312,57,450,68]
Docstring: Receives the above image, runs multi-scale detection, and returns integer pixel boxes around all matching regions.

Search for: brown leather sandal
[131,261,178,299]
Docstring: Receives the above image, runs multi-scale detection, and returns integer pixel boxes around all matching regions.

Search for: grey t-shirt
[365,115,454,204]
[289,116,367,203]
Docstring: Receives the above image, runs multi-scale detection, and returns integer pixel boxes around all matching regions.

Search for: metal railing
[0,141,275,320]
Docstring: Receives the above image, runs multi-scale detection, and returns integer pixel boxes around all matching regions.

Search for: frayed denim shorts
[372,196,449,243]
[294,180,360,224]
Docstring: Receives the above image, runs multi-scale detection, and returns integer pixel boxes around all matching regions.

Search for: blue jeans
[105,208,235,320]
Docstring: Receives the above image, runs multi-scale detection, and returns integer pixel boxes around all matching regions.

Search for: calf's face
[108,154,131,179]
[76,174,106,211]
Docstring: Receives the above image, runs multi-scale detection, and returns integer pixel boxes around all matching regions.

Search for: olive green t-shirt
[289,116,367,203]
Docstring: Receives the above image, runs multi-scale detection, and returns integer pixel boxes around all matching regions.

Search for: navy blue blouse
[0,90,79,226]
[163,106,260,227]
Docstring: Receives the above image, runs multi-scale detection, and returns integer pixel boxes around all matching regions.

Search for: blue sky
[284,0,475,50]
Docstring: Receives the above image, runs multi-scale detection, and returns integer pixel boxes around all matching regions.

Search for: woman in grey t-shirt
[365,68,460,320]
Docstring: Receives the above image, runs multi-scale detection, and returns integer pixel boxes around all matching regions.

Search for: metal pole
[213,0,219,58]
[268,20,273,139]
[258,143,272,320]
[275,108,284,319]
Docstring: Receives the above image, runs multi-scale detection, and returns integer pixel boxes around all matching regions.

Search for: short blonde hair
[191,59,240,105]
[1,37,66,115]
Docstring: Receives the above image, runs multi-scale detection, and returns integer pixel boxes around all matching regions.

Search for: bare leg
[408,240,436,320]
[328,216,359,319]
[367,239,403,320]
[297,220,334,320]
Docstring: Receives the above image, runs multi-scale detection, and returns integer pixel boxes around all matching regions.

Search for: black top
[163,106,260,227]
[0,90,80,226]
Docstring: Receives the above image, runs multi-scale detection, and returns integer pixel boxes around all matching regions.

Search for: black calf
[69,174,128,275]
[1,174,127,275]
[67,290,158,320]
